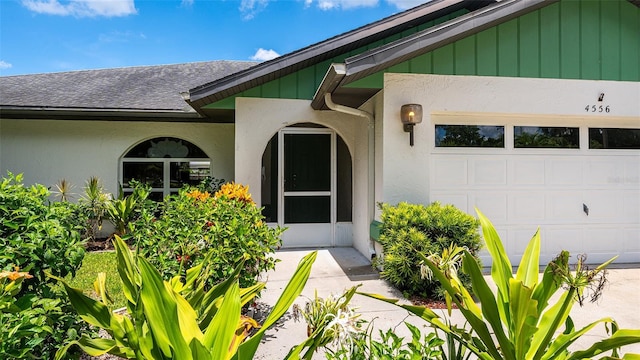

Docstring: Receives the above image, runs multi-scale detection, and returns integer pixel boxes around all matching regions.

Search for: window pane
[170,161,210,188]
[123,162,163,188]
[337,136,352,222]
[514,126,579,148]
[435,125,504,147]
[589,128,640,149]
[284,134,331,191]
[285,196,330,224]
[261,134,278,222]
[124,137,208,158]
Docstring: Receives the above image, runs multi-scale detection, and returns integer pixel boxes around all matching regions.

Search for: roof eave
[0,106,207,122]
[187,0,495,109]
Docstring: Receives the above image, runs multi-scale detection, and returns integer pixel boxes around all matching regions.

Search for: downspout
[324,92,377,257]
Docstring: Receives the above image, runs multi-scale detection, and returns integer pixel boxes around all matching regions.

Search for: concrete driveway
[253,248,640,359]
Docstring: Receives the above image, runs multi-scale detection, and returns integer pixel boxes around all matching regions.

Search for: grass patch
[67,251,126,309]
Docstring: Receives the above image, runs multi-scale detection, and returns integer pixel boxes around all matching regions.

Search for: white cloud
[0,60,13,69]
[181,0,194,6]
[239,0,269,20]
[21,0,136,17]
[250,48,280,61]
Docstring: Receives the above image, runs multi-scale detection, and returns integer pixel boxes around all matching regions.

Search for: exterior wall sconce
[401,104,423,146]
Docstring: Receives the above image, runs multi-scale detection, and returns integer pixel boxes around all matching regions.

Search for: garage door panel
[623,227,640,252]
[471,159,507,185]
[586,160,623,186]
[510,227,539,259]
[433,158,467,188]
[547,191,584,222]
[583,228,619,252]
[509,193,546,221]
[624,159,640,181]
[471,193,507,222]
[544,228,583,259]
[622,192,640,223]
[547,160,583,186]
[583,191,622,220]
[511,159,545,185]
[431,193,468,213]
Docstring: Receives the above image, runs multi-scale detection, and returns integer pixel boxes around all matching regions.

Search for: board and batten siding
[350,0,639,87]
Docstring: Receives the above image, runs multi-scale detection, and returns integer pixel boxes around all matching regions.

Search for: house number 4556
[585,104,611,113]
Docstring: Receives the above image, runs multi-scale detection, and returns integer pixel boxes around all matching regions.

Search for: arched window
[120,137,211,201]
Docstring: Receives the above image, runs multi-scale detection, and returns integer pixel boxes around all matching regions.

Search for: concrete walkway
[254,248,640,359]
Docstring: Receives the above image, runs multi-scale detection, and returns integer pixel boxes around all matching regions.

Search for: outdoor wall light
[401,103,423,146]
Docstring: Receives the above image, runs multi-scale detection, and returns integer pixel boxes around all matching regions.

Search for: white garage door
[429,119,640,266]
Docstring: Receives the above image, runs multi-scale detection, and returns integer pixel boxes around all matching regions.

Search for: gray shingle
[0,61,256,111]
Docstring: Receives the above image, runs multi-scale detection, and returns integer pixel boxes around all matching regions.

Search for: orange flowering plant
[131,182,284,291]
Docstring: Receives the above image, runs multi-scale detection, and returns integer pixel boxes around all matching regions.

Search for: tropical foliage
[363,210,640,360]
[55,235,317,360]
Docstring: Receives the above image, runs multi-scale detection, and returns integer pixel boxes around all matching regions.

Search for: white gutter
[324,92,377,257]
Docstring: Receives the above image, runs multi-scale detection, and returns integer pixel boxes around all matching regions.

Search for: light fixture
[400,104,423,146]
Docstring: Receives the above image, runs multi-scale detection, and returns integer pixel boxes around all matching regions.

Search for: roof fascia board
[0,106,204,121]
[187,0,483,107]
[342,0,557,82]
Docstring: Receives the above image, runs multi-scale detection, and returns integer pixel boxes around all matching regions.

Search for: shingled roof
[0,60,255,121]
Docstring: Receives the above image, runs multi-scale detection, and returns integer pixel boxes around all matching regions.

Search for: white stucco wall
[234,97,373,256]
[0,119,235,197]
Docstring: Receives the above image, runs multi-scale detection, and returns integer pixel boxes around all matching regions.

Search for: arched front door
[261,124,352,248]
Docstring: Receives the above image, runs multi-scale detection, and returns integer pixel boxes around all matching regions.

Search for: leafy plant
[52,178,75,202]
[290,286,365,358]
[78,176,111,240]
[377,202,481,299]
[132,184,283,290]
[105,180,153,237]
[198,176,226,193]
[0,172,88,359]
[325,322,445,360]
[363,210,640,360]
[55,235,317,360]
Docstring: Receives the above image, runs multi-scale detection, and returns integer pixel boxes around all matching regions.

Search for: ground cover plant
[130,182,283,290]
[0,172,88,359]
[363,210,640,360]
[376,202,481,300]
[67,251,126,309]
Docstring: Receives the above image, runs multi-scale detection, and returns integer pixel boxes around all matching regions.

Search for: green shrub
[0,172,88,359]
[377,201,481,299]
[131,183,283,290]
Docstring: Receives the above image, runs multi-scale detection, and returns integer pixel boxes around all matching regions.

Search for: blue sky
[0,0,426,76]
